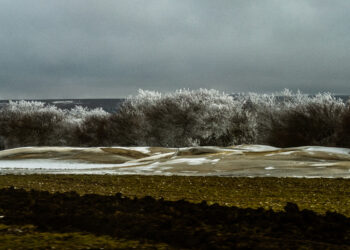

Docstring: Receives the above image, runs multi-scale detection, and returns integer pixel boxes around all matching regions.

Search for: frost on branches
[114,89,256,147]
[0,101,110,148]
[0,89,349,149]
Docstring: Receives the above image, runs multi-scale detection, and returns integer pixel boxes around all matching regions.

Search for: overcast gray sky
[1,0,350,99]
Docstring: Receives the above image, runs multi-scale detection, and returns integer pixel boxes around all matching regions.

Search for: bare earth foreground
[0,145,350,249]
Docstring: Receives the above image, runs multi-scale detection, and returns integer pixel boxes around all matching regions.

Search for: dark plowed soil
[0,187,349,249]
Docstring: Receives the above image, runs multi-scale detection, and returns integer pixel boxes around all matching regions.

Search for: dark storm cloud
[1,0,350,98]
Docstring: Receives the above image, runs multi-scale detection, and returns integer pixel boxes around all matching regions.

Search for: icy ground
[0,145,350,177]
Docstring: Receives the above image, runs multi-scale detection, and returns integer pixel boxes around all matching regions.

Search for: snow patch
[131,152,175,162]
[300,146,350,155]
[110,146,151,154]
[165,157,218,165]
[234,145,280,152]
[0,159,113,170]
[0,147,103,158]
[118,162,161,172]
[311,162,337,167]
[265,151,295,156]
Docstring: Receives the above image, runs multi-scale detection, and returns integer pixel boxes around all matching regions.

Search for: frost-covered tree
[256,91,345,147]
[0,90,348,149]
[66,106,111,146]
[336,101,350,147]
[112,89,256,147]
[0,101,67,148]
[233,89,347,147]
[67,106,109,124]
[0,101,112,148]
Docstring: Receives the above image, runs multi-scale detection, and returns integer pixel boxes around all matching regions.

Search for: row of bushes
[0,102,109,149]
[0,89,349,149]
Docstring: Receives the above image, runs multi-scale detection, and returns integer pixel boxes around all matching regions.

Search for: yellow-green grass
[0,174,349,216]
[0,175,349,249]
[0,224,171,249]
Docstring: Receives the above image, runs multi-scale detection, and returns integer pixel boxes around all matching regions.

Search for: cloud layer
[1,0,350,98]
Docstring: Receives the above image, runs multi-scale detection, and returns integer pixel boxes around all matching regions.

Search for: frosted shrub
[0,136,5,150]
[0,90,348,149]
[0,101,67,148]
[108,90,161,146]
[235,90,347,146]
[263,92,346,147]
[113,89,256,147]
[0,101,112,148]
[336,101,350,147]
[67,106,109,124]
[67,107,111,146]
[233,92,279,144]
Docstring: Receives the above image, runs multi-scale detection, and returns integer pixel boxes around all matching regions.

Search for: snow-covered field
[0,145,350,177]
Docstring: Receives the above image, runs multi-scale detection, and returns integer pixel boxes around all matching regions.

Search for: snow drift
[0,145,350,178]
